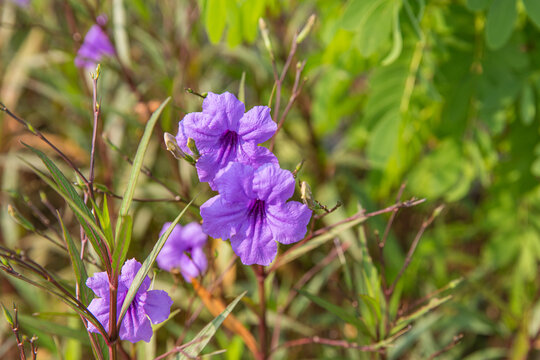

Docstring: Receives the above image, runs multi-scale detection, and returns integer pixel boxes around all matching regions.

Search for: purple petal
[200,195,249,240]
[252,164,295,204]
[176,113,222,154]
[195,139,240,184]
[144,290,173,324]
[238,106,276,143]
[75,25,115,69]
[267,202,312,244]
[86,298,110,334]
[86,271,110,298]
[181,222,208,248]
[236,142,279,168]
[178,247,208,282]
[120,259,150,294]
[230,221,277,266]
[156,239,182,272]
[202,92,245,131]
[119,296,153,343]
[213,162,255,203]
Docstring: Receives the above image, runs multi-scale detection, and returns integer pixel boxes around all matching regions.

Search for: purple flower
[75,24,115,68]
[176,92,278,188]
[86,259,173,343]
[156,222,208,282]
[200,162,312,265]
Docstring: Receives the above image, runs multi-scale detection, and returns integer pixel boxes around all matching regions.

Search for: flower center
[217,130,239,164]
[247,199,266,222]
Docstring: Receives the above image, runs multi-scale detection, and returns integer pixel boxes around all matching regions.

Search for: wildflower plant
[0,4,465,360]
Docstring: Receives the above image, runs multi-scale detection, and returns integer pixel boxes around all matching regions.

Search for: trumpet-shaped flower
[200,162,312,265]
[156,222,208,282]
[75,24,115,68]
[176,92,277,187]
[86,259,172,343]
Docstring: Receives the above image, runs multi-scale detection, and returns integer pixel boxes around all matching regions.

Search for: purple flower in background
[176,92,278,188]
[75,24,115,68]
[156,222,208,282]
[86,259,173,343]
[10,0,30,7]
[200,162,312,266]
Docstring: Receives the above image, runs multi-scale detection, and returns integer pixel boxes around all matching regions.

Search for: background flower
[156,222,208,282]
[74,24,115,68]
[176,92,277,187]
[200,162,312,265]
[86,259,172,343]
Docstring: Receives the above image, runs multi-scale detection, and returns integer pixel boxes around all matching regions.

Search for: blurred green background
[2,0,540,359]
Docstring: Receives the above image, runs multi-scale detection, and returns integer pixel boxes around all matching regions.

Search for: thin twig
[427,334,464,360]
[386,207,440,296]
[272,336,384,354]
[255,265,268,360]
[0,103,91,189]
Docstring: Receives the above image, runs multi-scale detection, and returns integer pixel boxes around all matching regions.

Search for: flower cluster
[86,259,172,343]
[156,222,208,282]
[75,18,115,69]
[177,92,312,265]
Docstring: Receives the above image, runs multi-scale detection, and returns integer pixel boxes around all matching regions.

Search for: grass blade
[177,291,247,359]
[117,195,195,326]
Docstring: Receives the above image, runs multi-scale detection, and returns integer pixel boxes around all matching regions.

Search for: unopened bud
[432,205,445,219]
[259,18,274,60]
[297,14,316,44]
[292,160,305,178]
[1,304,14,326]
[92,64,102,80]
[7,205,35,231]
[300,181,316,209]
[187,138,200,159]
[164,132,196,165]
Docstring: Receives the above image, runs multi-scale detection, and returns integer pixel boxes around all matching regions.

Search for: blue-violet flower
[86,259,173,343]
[75,24,115,68]
[200,162,312,265]
[176,92,278,188]
[156,222,208,282]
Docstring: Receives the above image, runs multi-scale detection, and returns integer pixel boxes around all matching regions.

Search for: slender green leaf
[118,196,195,326]
[19,314,90,345]
[177,291,247,359]
[520,83,536,126]
[112,215,132,274]
[391,295,452,335]
[115,97,171,241]
[22,160,108,266]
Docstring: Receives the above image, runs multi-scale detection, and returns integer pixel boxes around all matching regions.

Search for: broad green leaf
[355,1,395,57]
[519,83,536,126]
[485,0,517,50]
[523,0,540,28]
[297,288,373,337]
[381,4,403,66]
[58,212,90,304]
[117,196,195,326]
[205,0,227,43]
[115,97,171,241]
[177,291,247,359]
[466,0,492,11]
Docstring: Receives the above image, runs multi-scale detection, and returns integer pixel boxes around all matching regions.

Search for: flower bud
[300,181,316,209]
[7,205,35,231]
[163,132,195,164]
[187,137,200,159]
[259,18,274,60]
[297,14,316,44]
